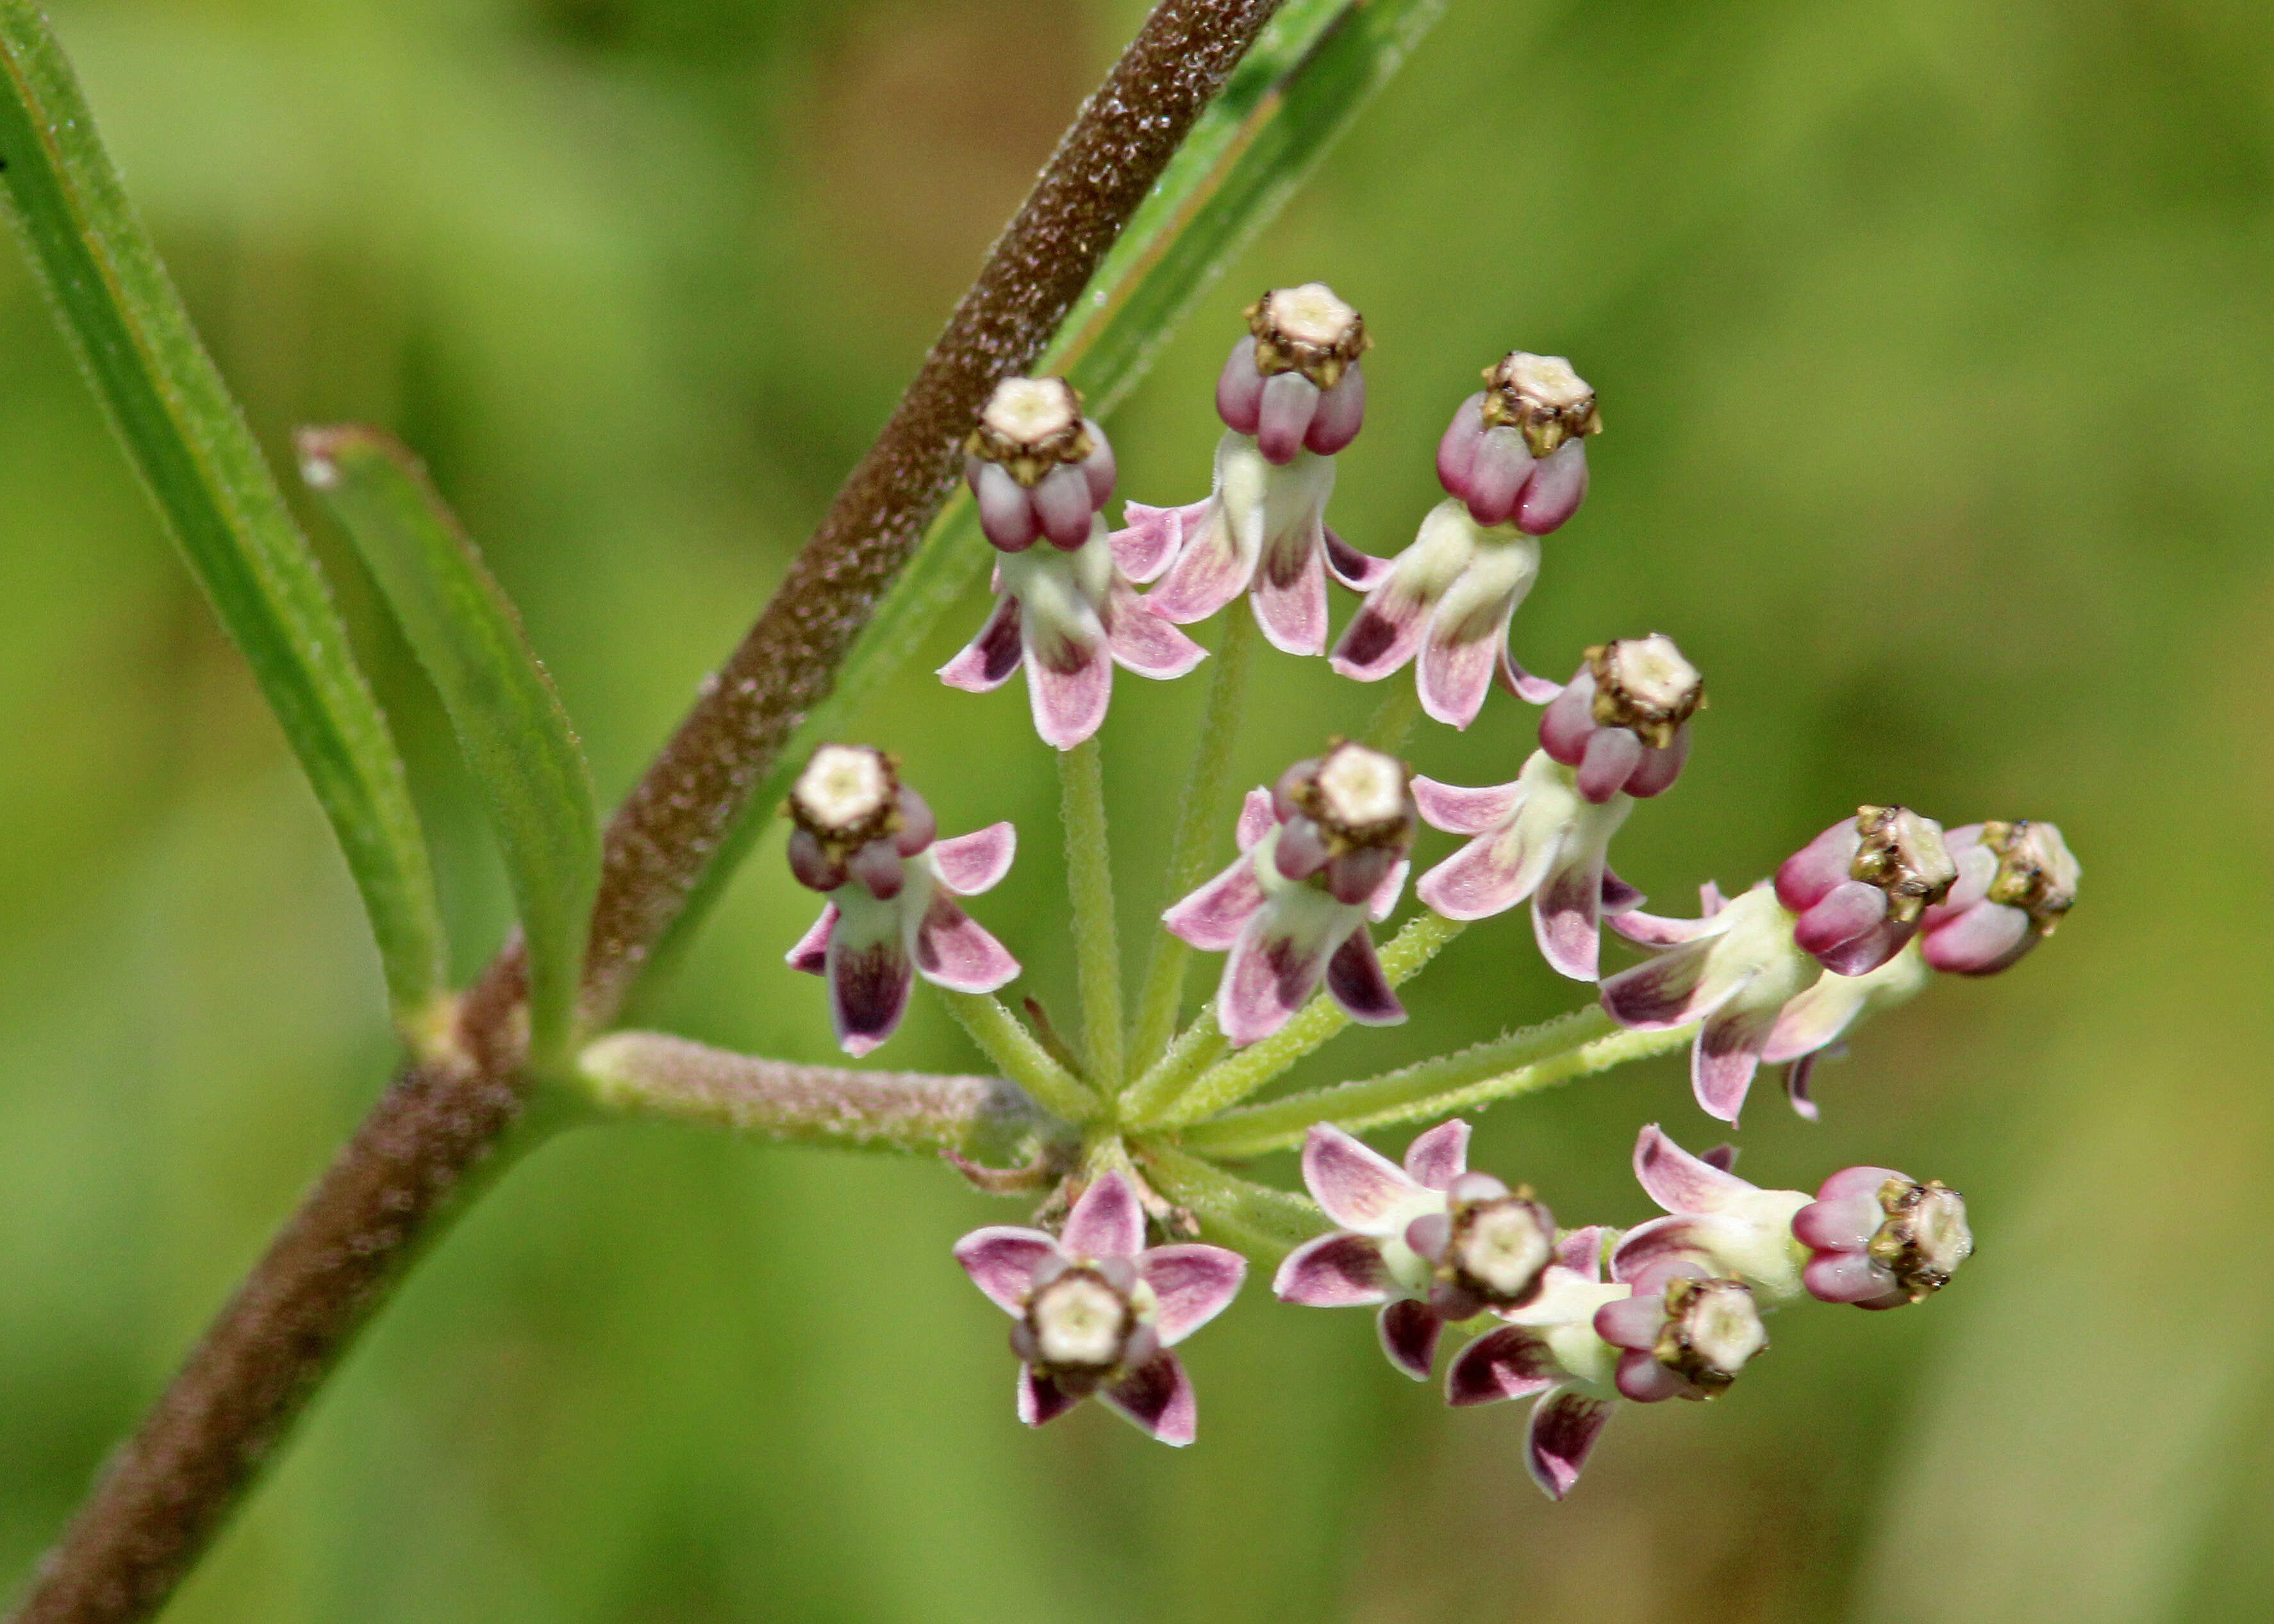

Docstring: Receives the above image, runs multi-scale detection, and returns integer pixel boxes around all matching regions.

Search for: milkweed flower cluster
[740,281,2076,1479]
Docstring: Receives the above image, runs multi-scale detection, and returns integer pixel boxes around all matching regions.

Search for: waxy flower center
[1247,282,1369,388]
[1480,351,1602,457]
[1587,635,1703,747]
[790,744,900,848]
[968,376,1095,486]
[1849,804,1957,924]
[1299,742,1413,849]
[1981,819,2080,929]
[1028,1268,1137,1371]
[1654,1278,1766,1393]
[1868,1178,1973,1302]
[1445,1197,1554,1304]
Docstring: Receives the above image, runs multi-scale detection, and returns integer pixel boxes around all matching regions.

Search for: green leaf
[0,3,449,1036]
[298,428,599,1068]
[632,0,1448,1010]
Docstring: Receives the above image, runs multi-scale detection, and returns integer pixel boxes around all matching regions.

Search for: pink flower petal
[1410,775,1525,836]
[1300,1124,1423,1230]
[1526,1384,1613,1500]
[1416,609,1506,731]
[953,1226,1058,1313]
[1272,1231,1395,1307]
[1162,854,1266,952]
[1633,1123,1756,1214]
[1138,1244,1249,1345]
[1498,647,1565,704]
[1111,498,1209,584]
[1062,1169,1147,1261]
[1325,928,1406,1027]
[1236,786,1276,850]
[1600,866,1646,915]
[1532,838,1611,981]
[1419,821,1557,923]
[1100,1351,1197,1445]
[1322,525,1393,591]
[938,595,1024,692]
[1106,577,1208,678]
[912,893,1020,993]
[1018,1364,1081,1428]
[1147,503,1250,624]
[1607,906,1725,947]
[1598,938,1728,1029]
[1368,859,1408,923]
[1377,1299,1441,1381]
[929,822,1017,896]
[1445,1325,1558,1407]
[1611,1214,1734,1282]
[1217,902,1342,1045]
[1693,1002,1779,1123]
[1249,520,1330,656]
[786,904,836,974]
[1556,1226,1609,1280]
[829,928,913,1057]
[1025,636,1113,752]
[1402,1119,1471,1191]
[1513,439,1588,535]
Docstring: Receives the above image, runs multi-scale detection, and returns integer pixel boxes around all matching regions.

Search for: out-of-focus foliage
[2,1,2270,1620]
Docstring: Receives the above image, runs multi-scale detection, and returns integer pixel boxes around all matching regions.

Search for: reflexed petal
[1025,636,1113,751]
[1250,520,1330,655]
[911,894,1020,993]
[1163,855,1266,951]
[1101,1352,1197,1445]
[1300,1123,1425,1230]
[1514,439,1588,535]
[1329,590,1429,681]
[1761,971,1871,1063]
[1322,526,1393,591]
[1402,1119,1472,1191]
[1556,1227,1610,1280]
[1534,830,1618,982]
[1598,938,1727,1028]
[1600,866,1646,915]
[929,822,1018,896]
[1633,1122,1756,1214]
[1445,1325,1559,1407]
[938,595,1025,692]
[1784,1053,1823,1121]
[1325,928,1406,1026]
[1411,775,1526,836]
[1607,906,1725,947]
[1611,1214,1734,1282]
[1416,611,1506,731]
[1378,1299,1441,1381]
[1018,1364,1082,1427]
[1498,647,1566,705]
[1526,1386,1614,1500]
[1693,1002,1779,1122]
[786,904,836,974]
[1236,786,1277,851]
[1106,577,1208,678]
[1140,1245,1249,1344]
[1112,499,1208,584]
[953,1227,1058,1313]
[1368,859,1409,922]
[829,929,913,1057]
[1218,901,1343,1045]
[1149,502,1252,624]
[1062,1170,1147,1261]
[1804,1249,1898,1304]
[1273,1231,1395,1306]
[1418,821,1557,922]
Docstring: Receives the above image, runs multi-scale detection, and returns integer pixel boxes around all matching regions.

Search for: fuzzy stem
[1128,910,1465,1128]
[1058,737,1125,1089]
[580,1031,1047,1158]
[939,990,1099,1125]
[1179,1011,1697,1159]
[1127,609,1258,1078]
[1134,1141,1329,1261]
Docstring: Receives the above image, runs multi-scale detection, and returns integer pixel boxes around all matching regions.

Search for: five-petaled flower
[943,377,1204,749]
[954,1170,1247,1445]
[1163,743,1414,1044]
[1275,1121,1557,1379]
[784,745,1019,1056]
[1133,284,1391,654]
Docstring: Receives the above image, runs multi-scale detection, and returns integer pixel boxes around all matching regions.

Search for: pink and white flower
[1793,1164,1974,1310]
[1274,1122,1557,1380]
[1434,351,1600,536]
[784,745,1019,1056]
[1775,806,1958,977]
[1163,743,1414,1045]
[942,377,1204,749]
[1918,819,2079,975]
[1608,1125,1811,1302]
[1132,285,1391,654]
[954,1170,1247,1445]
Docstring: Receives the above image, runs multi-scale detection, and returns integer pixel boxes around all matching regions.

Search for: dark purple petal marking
[785,904,836,974]
[1693,1003,1779,1123]
[938,595,1025,692]
[1322,524,1392,591]
[1525,1385,1613,1500]
[1325,929,1406,1027]
[829,934,913,1058]
[1377,1299,1442,1381]
[1633,1123,1755,1214]
[1101,1352,1197,1445]
[1272,1231,1395,1307]
[1445,1325,1559,1407]
[1532,840,1609,982]
[1598,940,1723,1029]
[1018,1364,1082,1428]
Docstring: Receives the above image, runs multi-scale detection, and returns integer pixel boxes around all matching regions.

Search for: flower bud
[1919,819,2079,975]
[1775,806,1957,976]
[1538,635,1703,802]
[1216,283,1371,463]
[1435,352,1600,534]
[964,377,1115,552]
[1793,1167,1973,1309]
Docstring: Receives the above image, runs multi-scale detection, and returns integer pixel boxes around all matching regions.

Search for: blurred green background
[4,0,2271,1618]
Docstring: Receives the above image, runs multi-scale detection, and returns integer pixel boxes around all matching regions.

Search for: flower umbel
[954,1170,1247,1444]
[1275,1122,1556,1379]
[784,745,1019,1056]
[1163,743,1414,1044]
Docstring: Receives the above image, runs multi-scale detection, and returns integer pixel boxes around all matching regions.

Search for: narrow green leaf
[299,428,599,1067]
[633,0,1448,1009]
[0,3,448,1034]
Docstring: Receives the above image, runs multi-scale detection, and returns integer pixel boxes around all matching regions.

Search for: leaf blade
[299,428,600,1066]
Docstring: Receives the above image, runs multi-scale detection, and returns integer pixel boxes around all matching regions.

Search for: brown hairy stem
[8,3,1281,1619]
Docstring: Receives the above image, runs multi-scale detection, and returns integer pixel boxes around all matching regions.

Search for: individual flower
[1775,805,1959,977]
[1534,636,1702,801]
[1412,750,1639,981]
[1793,1164,1975,1310]
[953,1170,1247,1445]
[1434,351,1600,535]
[942,376,1205,749]
[1591,1257,1770,1403]
[1442,1224,1629,1499]
[1918,819,2080,975]
[784,745,1018,1056]
[1598,881,1825,1122]
[1132,284,1391,654]
[1163,742,1414,1045]
[1608,1125,1811,1302]
[1274,1121,1557,1380]
[1759,941,1933,1119]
